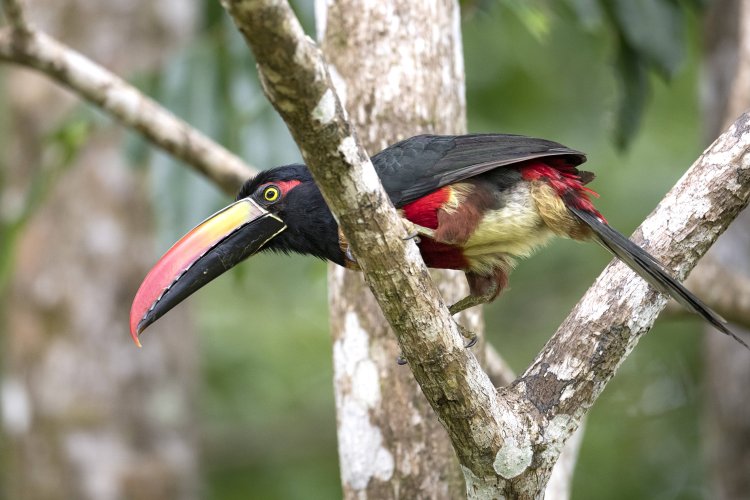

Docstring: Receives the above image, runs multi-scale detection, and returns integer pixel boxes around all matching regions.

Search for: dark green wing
[372,134,586,206]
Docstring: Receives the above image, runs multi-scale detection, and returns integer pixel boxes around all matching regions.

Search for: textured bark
[702,2,750,498]
[320,1,471,498]
[223,1,750,498]
[1,1,199,498]
[544,426,584,500]
[319,6,584,494]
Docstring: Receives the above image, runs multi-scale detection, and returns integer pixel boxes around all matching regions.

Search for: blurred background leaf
[609,0,686,78]
[605,0,691,149]
[502,0,554,41]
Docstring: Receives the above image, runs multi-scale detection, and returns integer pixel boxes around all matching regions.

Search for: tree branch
[546,424,585,500]
[663,256,750,329]
[0,27,253,196]
[223,0,750,496]
[321,1,476,496]
[511,113,750,485]
[222,0,512,480]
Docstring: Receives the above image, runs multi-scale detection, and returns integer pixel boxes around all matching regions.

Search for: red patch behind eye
[273,180,301,196]
[401,186,451,230]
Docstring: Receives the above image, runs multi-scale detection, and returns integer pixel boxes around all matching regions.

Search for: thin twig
[2,0,30,33]
[0,27,254,196]
[663,256,750,330]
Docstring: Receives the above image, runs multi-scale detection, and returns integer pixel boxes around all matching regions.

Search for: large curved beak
[130,198,285,346]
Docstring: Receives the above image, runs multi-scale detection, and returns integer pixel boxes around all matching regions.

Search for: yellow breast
[462,182,555,274]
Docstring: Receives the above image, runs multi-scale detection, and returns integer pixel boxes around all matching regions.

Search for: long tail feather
[568,205,749,350]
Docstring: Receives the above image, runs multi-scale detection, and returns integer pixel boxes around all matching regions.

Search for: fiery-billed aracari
[129,133,748,350]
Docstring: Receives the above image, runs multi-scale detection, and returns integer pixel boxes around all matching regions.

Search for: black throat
[263,180,345,266]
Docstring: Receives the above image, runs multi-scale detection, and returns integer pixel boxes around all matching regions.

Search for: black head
[237,164,344,265]
[130,163,346,344]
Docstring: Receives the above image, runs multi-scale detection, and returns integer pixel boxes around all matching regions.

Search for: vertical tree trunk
[1,2,199,499]
[702,1,750,498]
[318,1,476,497]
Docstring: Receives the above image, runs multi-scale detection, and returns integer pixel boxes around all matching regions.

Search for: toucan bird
[129,133,748,350]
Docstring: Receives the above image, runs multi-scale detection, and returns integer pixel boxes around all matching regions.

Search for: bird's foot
[456,322,479,348]
[345,246,357,263]
[401,220,435,242]
[448,271,507,315]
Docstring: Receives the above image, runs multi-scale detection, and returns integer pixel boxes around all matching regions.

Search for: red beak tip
[130,331,143,348]
[130,322,144,348]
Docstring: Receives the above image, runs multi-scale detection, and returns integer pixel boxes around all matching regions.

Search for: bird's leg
[448,293,494,316]
[444,271,509,355]
[449,269,509,315]
[401,219,435,242]
[445,268,510,352]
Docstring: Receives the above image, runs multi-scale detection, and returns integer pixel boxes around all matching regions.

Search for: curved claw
[402,220,434,242]
[456,323,479,348]
[345,246,357,263]
[464,335,478,349]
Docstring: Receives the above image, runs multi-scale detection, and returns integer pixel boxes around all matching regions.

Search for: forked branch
[221,2,750,495]
[0,25,253,195]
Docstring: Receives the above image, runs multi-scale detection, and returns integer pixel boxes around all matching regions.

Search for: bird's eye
[262,185,281,203]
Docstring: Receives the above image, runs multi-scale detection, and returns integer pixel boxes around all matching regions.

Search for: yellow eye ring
[263,185,280,203]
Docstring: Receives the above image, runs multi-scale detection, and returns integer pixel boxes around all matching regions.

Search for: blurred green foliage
[138,1,712,498]
[0,110,94,288]
[481,0,702,149]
